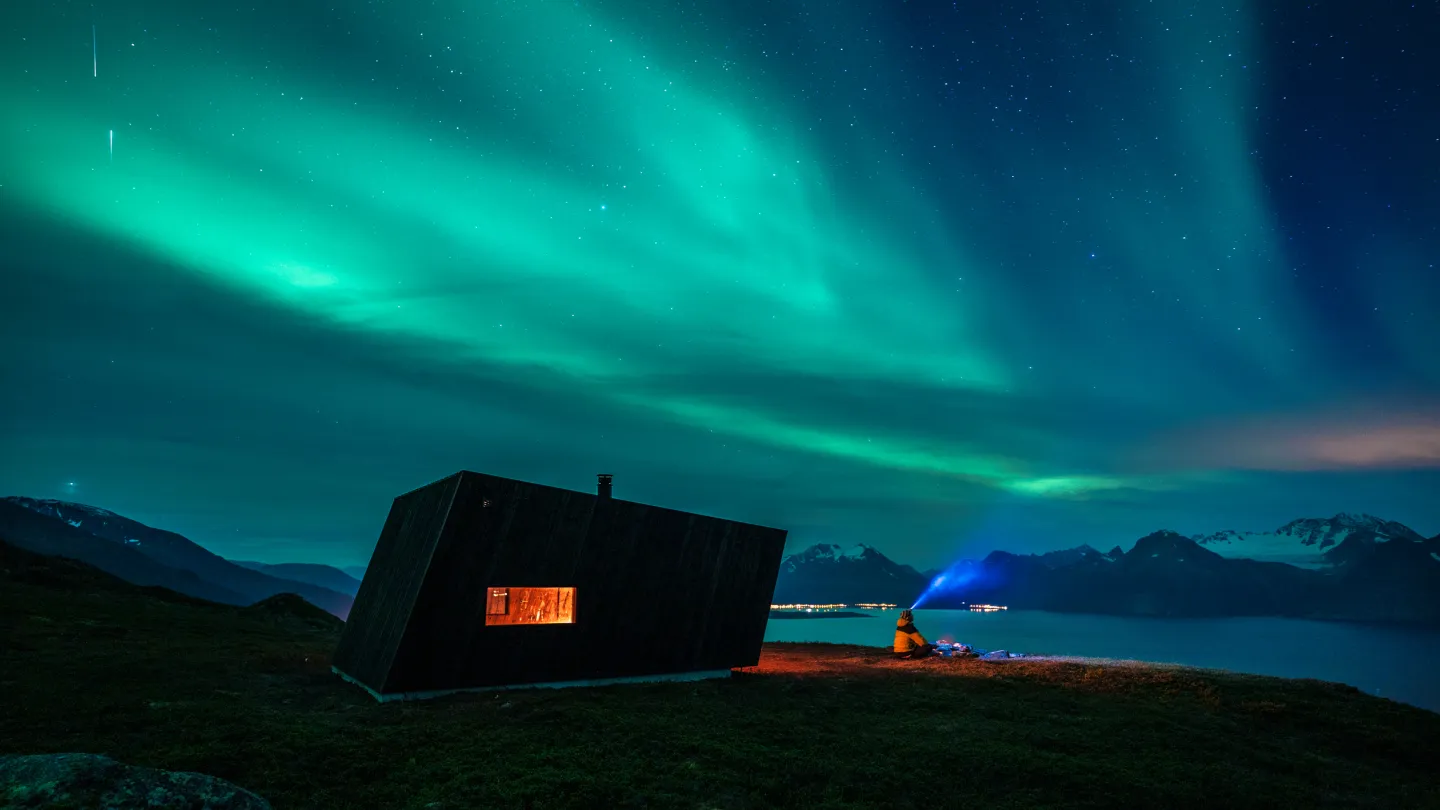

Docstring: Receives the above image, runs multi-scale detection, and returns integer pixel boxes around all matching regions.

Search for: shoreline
[768,610,874,620]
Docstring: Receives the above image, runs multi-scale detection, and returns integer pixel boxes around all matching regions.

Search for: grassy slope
[3,551,1439,809]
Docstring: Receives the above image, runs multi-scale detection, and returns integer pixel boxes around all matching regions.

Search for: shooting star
[109,129,113,162]
[92,25,97,77]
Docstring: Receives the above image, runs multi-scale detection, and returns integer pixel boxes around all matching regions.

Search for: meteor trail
[109,129,113,162]
[92,26,97,77]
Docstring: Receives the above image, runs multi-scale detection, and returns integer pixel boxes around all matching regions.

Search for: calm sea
[763,608,1440,713]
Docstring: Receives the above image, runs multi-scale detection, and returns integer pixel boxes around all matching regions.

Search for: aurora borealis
[1,0,1436,567]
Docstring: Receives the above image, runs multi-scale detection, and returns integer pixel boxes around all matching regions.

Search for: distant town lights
[770,603,899,610]
[768,602,1006,611]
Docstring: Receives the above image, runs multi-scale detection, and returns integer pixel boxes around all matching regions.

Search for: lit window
[484,587,576,625]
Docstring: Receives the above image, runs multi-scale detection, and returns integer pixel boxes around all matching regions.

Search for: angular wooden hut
[332,471,788,700]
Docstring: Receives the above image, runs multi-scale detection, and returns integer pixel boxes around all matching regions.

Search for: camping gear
[928,642,1026,659]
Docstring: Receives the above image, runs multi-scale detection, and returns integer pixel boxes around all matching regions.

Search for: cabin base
[332,665,733,702]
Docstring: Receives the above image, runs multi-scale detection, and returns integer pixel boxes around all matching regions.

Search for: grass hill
[2,539,1438,809]
[0,498,249,605]
[3,496,355,619]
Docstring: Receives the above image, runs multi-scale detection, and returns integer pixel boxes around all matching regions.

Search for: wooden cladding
[332,470,787,695]
[484,587,576,625]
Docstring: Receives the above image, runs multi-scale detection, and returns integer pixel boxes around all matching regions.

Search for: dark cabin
[332,471,788,700]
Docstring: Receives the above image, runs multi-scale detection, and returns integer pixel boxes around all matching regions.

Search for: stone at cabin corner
[0,753,272,809]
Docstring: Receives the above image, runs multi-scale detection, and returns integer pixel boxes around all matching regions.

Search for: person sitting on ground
[893,609,936,659]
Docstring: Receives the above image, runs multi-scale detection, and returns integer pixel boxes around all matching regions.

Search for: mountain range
[5,495,1436,627]
[770,543,936,605]
[0,497,354,618]
[774,514,1440,626]
[231,560,362,596]
[1190,513,1429,569]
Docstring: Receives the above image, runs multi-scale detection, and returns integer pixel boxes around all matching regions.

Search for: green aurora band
[2,0,1305,501]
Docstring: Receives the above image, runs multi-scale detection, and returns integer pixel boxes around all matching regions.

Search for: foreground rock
[0,753,271,809]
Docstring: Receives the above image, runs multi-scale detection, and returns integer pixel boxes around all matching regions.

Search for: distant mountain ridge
[0,500,248,605]
[943,531,1327,619]
[7,494,1433,626]
[232,561,361,596]
[773,543,932,605]
[777,513,1440,626]
[0,497,352,618]
[1036,544,1114,569]
[1192,513,1428,569]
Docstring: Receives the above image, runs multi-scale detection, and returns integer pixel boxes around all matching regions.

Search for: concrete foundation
[333,666,733,702]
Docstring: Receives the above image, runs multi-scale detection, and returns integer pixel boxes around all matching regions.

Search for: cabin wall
[381,472,786,693]
[332,474,460,691]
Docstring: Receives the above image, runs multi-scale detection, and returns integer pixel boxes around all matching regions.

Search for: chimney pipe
[597,474,613,499]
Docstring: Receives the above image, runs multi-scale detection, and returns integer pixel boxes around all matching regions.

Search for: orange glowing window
[484,587,576,626]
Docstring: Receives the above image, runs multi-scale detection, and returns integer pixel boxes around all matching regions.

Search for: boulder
[0,753,271,809]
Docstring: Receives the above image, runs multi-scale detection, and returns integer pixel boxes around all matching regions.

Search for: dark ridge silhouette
[231,561,361,596]
[0,500,247,605]
[778,522,1440,626]
[3,497,353,619]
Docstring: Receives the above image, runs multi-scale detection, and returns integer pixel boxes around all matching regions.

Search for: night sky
[2,0,1437,570]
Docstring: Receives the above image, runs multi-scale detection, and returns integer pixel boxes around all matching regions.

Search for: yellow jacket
[894,617,927,653]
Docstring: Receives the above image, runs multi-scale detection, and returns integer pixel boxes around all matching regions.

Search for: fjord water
[764,609,1440,713]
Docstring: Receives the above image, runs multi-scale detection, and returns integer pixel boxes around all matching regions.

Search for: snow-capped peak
[1192,513,1427,568]
[1272,513,1425,545]
[781,543,887,572]
[790,543,875,562]
[3,496,124,522]
[3,497,146,546]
